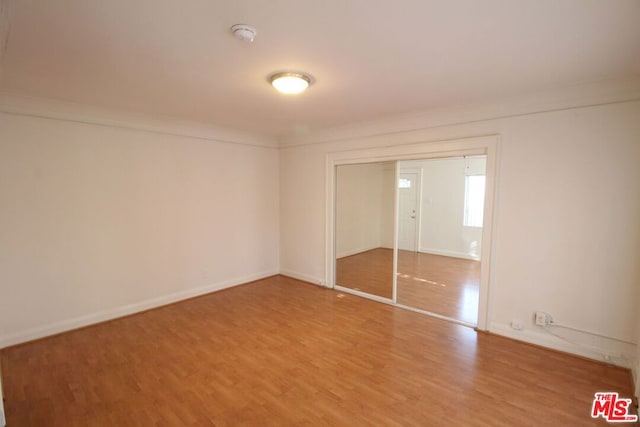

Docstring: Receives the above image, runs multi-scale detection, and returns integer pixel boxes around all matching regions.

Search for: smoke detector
[231,24,257,42]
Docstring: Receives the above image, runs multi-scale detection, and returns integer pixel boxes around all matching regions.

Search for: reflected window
[464,175,485,227]
[399,178,412,188]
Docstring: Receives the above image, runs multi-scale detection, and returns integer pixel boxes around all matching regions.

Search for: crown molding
[278,76,640,148]
[0,93,279,149]
[3,76,638,150]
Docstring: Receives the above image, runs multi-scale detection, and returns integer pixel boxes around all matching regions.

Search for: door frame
[326,135,499,331]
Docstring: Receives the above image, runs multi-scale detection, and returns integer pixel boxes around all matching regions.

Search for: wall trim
[280,76,640,147]
[0,270,278,349]
[489,322,635,369]
[419,247,480,261]
[279,269,325,287]
[5,79,638,150]
[336,245,381,259]
[0,93,278,149]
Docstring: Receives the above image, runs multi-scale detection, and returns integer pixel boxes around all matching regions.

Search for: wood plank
[336,248,394,298]
[337,248,480,323]
[1,275,633,426]
[397,250,480,323]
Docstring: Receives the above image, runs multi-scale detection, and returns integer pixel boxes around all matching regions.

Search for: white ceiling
[1,0,639,139]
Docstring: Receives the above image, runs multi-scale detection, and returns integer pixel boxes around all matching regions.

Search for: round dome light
[270,72,311,95]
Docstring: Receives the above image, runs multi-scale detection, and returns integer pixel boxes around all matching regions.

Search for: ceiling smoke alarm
[231,24,257,42]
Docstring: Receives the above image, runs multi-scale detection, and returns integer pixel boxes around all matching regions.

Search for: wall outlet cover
[510,320,523,330]
[535,311,549,326]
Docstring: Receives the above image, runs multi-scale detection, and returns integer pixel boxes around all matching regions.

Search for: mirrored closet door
[396,156,486,325]
[334,155,487,326]
[334,162,396,300]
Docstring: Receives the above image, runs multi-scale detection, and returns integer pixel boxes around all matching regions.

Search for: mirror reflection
[396,156,486,324]
[335,162,396,299]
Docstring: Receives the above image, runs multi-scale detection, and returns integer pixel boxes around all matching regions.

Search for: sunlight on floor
[458,283,479,324]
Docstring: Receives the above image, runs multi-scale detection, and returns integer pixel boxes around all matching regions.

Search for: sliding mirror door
[396,156,486,325]
[335,162,396,299]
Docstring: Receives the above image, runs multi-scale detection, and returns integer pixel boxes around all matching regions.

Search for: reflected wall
[335,162,396,299]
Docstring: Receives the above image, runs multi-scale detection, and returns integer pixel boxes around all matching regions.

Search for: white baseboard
[336,245,380,259]
[0,270,278,349]
[419,247,480,261]
[279,269,325,287]
[489,322,635,369]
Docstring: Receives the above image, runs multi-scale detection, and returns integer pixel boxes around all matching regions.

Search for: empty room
[1,1,639,425]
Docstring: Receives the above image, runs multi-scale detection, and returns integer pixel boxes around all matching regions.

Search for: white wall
[380,163,396,249]
[279,97,640,366]
[335,162,394,258]
[335,163,380,257]
[400,157,485,260]
[0,112,280,347]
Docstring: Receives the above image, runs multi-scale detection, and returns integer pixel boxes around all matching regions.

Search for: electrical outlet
[510,320,523,330]
[535,311,549,326]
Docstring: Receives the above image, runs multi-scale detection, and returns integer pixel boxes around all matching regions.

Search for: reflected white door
[398,172,419,251]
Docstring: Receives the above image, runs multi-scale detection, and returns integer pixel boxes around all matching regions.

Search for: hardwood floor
[336,248,394,298]
[397,250,480,324]
[1,275,634,426]
[336,248,480,324]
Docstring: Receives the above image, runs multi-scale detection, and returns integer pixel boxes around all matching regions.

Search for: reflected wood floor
[337,248,480,324]
[1,275,633,426]
[397,250,480,324]
[336,248,394,298]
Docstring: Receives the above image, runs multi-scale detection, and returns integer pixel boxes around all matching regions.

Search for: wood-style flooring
[397,250,479,324]
[336,248,394,298]
[336,248,480,324]
[1,275,634,426]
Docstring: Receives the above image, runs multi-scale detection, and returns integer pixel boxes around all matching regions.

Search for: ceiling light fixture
[269,72,312,95]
